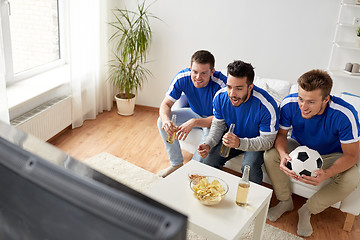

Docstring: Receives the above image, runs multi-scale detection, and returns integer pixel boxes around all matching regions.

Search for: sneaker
[157,164,183,178]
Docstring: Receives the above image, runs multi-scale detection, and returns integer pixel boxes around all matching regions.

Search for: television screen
[0,121,187,240]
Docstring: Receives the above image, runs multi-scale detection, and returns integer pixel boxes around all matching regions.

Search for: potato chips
[191,177,226,205]
[188,174,205,182]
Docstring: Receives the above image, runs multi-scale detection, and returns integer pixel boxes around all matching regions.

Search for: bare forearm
[159,100,172,122]
[274,132,289,158]
[324,155,358,178]
[193,116,213,128]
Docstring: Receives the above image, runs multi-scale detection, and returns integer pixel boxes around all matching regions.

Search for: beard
[230,92,249,107]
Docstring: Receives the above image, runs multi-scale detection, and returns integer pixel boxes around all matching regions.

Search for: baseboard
[112,100,159,112]
[47,125,72,143]
[135,104,159,112]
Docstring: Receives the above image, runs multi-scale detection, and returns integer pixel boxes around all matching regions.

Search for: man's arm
[159,97,215,141]
[327,141,359,175]
[204,118,227,149]
[274,128,299,179]
[198,118,227,158]
[274,128,290,160]
[235,133,276,151]
[176,116,213,141]
[189,116,214,128]
[300,141,359,186]
[159,97,175,136]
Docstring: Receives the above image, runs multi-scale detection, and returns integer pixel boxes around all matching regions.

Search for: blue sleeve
[216,71,227,83]
[213,94,224,120]
[259,100,279,133]
[337,110,360,143]
[166,71,185,101]
[279,103,292,129]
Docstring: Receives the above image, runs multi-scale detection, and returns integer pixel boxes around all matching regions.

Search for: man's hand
[298,169,328,186]
[198,143,210,158]
[222,132,240,148]
[162,120,177,136]
[177,119,196,141]
[279,153,300,180]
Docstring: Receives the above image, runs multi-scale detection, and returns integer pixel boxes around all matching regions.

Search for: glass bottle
[236,165,250,206]
[166,114,176,144]
[219,123,235,158]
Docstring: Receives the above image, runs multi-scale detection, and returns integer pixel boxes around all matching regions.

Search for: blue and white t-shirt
[166,68,227,117]
[213,85,279,138]
[280,93,360,155]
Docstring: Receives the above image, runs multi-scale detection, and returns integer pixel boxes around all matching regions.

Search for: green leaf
[108,0,160,97]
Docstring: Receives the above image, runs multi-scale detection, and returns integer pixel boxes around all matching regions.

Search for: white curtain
[0,15,9,124]
[68,0,113,128]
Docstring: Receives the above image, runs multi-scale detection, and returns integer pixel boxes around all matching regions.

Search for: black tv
[0,121,187,240]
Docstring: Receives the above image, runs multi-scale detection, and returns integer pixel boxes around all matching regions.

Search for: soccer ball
[286,146,323,177]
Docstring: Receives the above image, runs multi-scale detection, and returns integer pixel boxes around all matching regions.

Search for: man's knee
[202,157,218,168]
[242,151,264,168]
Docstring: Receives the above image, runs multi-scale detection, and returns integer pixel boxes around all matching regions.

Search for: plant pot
[357,37,360,48]
[115,93,136,116]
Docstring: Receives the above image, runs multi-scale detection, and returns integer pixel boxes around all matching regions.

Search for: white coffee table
[145,160,272,240]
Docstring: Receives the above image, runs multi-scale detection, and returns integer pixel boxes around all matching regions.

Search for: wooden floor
[49,105,360,240]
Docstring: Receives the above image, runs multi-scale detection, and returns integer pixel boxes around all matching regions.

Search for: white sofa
[174,77,360,232]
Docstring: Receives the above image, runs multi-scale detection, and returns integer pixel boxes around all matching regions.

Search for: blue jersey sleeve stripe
[260,130,278,135]
[166,95,177,102]
[211,74,226,88]
[214,116,224,120]
[280,96,298,109]
[213,88,227,102]
[279,124,291,130]
[330,101,359,141]
[253,90,277,133]
[166,70,191,97]
[340,137,360,144]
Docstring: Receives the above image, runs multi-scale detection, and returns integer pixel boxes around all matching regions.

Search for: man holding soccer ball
[264,70,360,237]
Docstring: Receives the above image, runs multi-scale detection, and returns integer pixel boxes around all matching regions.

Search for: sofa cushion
[290,84,298,94]
[254,77,291,106]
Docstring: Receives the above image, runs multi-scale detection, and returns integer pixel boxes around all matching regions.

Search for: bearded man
[198,60,279,185]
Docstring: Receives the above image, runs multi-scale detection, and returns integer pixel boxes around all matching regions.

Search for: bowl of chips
[190,176,229,206]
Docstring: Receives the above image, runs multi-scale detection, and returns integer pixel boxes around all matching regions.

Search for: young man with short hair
[264,69,360,237]
[198,60,279,185]
[157,50,227,177]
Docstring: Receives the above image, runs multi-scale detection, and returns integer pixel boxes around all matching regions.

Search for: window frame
[0,0,67,86]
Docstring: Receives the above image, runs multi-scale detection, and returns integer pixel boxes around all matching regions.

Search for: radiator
[10,96,72,141]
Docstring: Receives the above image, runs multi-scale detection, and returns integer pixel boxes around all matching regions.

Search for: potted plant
[356,25,360,48]
[108,1,158,115]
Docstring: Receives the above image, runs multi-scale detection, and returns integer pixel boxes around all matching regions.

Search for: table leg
[252,197,270,240]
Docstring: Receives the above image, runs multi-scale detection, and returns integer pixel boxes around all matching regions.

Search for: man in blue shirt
[264,70,360,237]
[198,60,279,185]
[157,50,226,177]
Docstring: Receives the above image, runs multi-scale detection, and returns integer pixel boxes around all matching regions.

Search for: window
[1,0,65,85]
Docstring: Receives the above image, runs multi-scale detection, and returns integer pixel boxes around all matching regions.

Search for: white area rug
[84,152,303,240]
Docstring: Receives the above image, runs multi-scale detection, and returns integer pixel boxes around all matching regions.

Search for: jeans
[202,142,264,185]
[157,108,210,166]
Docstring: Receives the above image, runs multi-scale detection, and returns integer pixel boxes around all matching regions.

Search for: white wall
[112,0,340,108]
